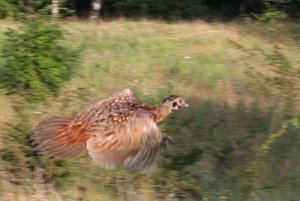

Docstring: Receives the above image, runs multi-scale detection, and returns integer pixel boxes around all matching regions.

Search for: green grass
[0,19,299,201]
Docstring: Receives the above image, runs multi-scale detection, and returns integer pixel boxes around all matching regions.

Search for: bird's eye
[172,102,177,107]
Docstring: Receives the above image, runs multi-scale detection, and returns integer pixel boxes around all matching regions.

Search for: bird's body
[31,89,188,170]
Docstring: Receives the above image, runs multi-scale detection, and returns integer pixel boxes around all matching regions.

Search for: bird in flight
[31,89,188,170]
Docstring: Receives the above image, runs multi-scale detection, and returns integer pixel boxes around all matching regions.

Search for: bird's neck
[149,103,172,123]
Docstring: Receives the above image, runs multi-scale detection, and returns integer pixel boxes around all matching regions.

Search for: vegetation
[0,15,81,101]
[0,18,299,200]
[0,0,299,20]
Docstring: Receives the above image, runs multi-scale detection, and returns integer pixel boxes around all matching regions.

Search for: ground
[0,19,299,201]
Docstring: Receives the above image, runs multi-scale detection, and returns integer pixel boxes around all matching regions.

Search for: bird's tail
[31,116,87,159]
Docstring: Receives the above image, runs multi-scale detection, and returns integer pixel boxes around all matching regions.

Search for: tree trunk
[52,0,59,18]
[90,0,102,19]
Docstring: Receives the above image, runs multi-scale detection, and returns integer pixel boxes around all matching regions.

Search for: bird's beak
[184,103,189,108]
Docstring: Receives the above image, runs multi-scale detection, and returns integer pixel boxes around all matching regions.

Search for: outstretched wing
[31,89,140,160]
[86,113,164,170]
[53,88,139,145]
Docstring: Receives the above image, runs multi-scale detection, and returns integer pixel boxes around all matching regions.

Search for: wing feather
[86,115,164,169]
[75,88,135,123]
[31,89,141,160]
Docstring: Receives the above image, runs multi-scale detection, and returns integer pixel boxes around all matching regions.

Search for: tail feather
[31,116,87,159]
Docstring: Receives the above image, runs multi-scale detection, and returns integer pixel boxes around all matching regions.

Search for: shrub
[0,0,15,19]
[0,15,80,101]
[258,8,287,22]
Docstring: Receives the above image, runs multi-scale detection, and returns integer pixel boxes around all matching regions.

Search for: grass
[0,19,299,201]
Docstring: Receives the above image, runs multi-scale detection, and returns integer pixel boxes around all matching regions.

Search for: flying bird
[31,89,188,170]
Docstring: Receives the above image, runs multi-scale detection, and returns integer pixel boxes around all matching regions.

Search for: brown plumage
[31,89,188,170]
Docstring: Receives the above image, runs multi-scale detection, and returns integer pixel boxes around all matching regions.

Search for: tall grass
[0,19,299,201]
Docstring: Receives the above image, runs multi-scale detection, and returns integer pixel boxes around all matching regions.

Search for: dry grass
[0,19,299,201]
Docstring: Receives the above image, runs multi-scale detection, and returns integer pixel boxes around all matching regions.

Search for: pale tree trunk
[52,0,59,18]
[90,0,102,19]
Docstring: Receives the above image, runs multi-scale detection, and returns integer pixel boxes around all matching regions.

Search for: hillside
[0,19,299,201]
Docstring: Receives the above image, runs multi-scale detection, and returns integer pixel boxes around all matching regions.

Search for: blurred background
[0,0,299,200]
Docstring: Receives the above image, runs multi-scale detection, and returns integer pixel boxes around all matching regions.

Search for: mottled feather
[31,88,188,170]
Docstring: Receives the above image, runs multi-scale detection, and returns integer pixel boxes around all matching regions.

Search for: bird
[31,89,189,170]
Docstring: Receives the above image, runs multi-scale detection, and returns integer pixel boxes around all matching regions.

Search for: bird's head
[162,95,189,112]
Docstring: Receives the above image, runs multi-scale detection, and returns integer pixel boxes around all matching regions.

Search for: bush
[0,15,81,101]
[258,8,287,22]
[0,0,15,19]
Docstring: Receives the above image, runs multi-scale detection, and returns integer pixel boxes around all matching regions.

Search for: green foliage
[0,16,80,101]
[1,0,299,20]
[290,117,300,126]
[0,123,35,181]
[0,20,299,200]
[258,8,287,22]
[259,121,289,156]
[0,0,71,19]
[0,0,16,19]
[159,102,272,199]
[256,0,300,22]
